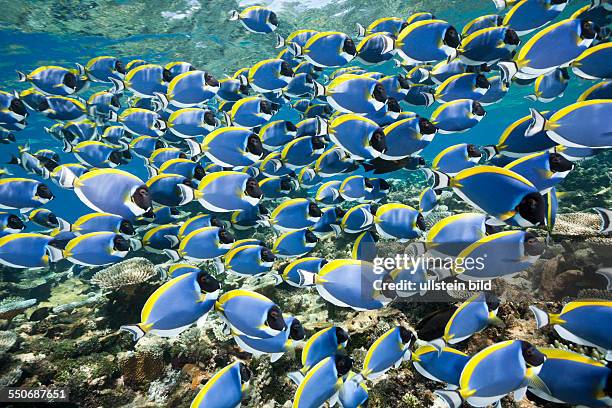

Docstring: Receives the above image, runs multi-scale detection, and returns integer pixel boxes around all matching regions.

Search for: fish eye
[246,178,263,199]
[476,74,490,89]
[205,72,219,87]
[472,101,485,116]
[239,364,252,383]
[36,183,53,199]
[549,152,573,172]
[115,60,126,74]
[285,121,297,132]
[504,28,520,46]
[467,144,481,157]
[308,201,322,217]
[373,84,388,102]
[399,326,415,344]
[63,73,77,90]
[398,75,410,89]
[268,11,279,27]
[7,214,25,230]
[386,97,401,112]
[266,306,286,330]
[204,111,216,126]
[261,247,275,262]
[335,355,354,376]
[247,135,264,156]
[443,26,460,48]
[218,229,235,244]
[162,68,173,82]
[416,213,426,230]
[335,327,349,344]
[120,219,135,235]
[305,230,318,243]
[364,178,374,189]
[289,319,306,340]
[343,38,357,56]
[113,234,130,251]
[193,165,206,180]
[258,204,269,215]
[197,271,220,293]
[418,118,437,135]
[10,98,27,116]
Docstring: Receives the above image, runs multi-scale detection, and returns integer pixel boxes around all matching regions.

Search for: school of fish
[0,1,611,407]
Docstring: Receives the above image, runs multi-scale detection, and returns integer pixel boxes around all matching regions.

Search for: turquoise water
[0,0,595,220]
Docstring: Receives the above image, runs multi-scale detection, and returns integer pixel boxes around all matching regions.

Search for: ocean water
[0,1,611,407]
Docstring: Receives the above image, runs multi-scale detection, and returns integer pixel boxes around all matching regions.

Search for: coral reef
[91,257,159,291]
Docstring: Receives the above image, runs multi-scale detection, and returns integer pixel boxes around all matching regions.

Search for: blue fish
[503,0,569,36]
[275,256,328,288]
[272,228,318,258]
[504,151,574,194]
[233,316,305,362]
[430,99,486,134]
[412,345,470,386]
[357,326,415,380]
[396,20,460,63]
[327,114,386,160]
[374,203,425,242]
[0,178,54,212]
[0,232,57,269]
[341,204,375,234]
[166,226,234,263]
[297,32,356,68]
[229,6,278,34]
[63,231,138,266]
[526,68,569,103]
[572,42,612,80]
[432,143,482,175]
[292,355,354,408]
[186,171,262,213]
[224,244,275,277]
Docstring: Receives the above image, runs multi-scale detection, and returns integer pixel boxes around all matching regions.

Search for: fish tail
[16,70,27,82]
[152,92,169,112]
[107,110,119,123]
[145,165,158,178]
[289,42,303,57]
[297,270,318,287]
[488,313,505,328]
[312,80,326,98]
[424,169,451,190]
[491,0,507,10]
[356,23,366,38]
[406,242,427,257]
[163,249,182,263]
[186,138,203,159]
[275,34,285,49]
[109,77,125,95]
[482,145,499,160]
[429,338,447,354]
[46,244,65,263]
[120,323,147,342]
[287,371,304,385]
[596,267,612,291]
[273,273,284,286]
[498,61,518,86]
[228,10,240,21]
[177,184,198,206]
[315,116,329,136]
[434,390,463,408]
[529,305,550,328]
[62,139,74,153]
[524,94,537,102]
[593,207,612,234]
[0,167,12,176]
[56,217,71,232]
[223,111,233,126]
[525,108,547,137]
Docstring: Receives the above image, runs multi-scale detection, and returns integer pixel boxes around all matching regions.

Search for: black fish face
[204,110,217,126]
[10,97,27,117]
[197,270,220,293]
[335,355,354,376]
[210,216,223,228]
[47,212,58,226]
[475,74,490,90]
[549,152,573,173]
[343,37,357,56]
[204,72,219,88]
[335,327,349,344]
[155,140,166,149]
[386,97,401,113]
[7,214,25,230]
[285,121,297,132]
[113,234,131,252]
[398,75,410,90]
[516,192,545,226]
[193,164,206,180]
[258,204,269,215]
[443,26,460,48]
[523,232,545,256]
[115,60,126,74]
[559,68,570,80]
[109,150,123,165]
[378,178,390,191]
[370,129,387,153]
[162,68,173,82]
[280,177,293,191]
[268,11,279,28]
[170,207,180,215]
[266,305,286,331]
[400,21,410,31]
[419,118,437,135]
[141,209,155,220]
[472,101,485,116]
[218,228,235,245]
[246,134,264,157]
[280,61,294,77]
[373,83,388,103]
[504,28,520,46]
[289,319,306,340]
[496,15,504,26]
[132,185,152,211]
[63,73,77,91]
[520,341,546,367]
[239,364,252,383]
[399,326,415,344]
[467,144,481,158]
[364,178,374,190]
[369,204,379,215]
[260,100,273,115]
[261,246,276,262]
[312,135,327,150]
[308,201,322,218]
[245,177,263,199]
[120,219,135,235]
[416,213,426,231]
[484,292,501,311]
[580,20,598,39]
[111,95,121,109]
[36,183,54,200]
[334,206,347,218]
[304,230,318,243]
[37,97,50,112]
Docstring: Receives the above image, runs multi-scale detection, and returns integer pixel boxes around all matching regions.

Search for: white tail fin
[498,61,518,86]
[429,338,446,354]
[482,145,498,160]
[356,23,366,38]
[289,43,303,57]
[594,207,612,233]
[129,238,143,251]
[163,249,181,262]
[275,34,285,49]
[177,184,196,206]
[46,245,64,263]
[315,116,329,136]
[524,94,538,101]
[109,77,125,94]
[491,0,507,10]
[529,305,550,329]
[273,273,284,286]
[287,371,305,385]
[313,81,326,98]
[75,63,85,75]
[186,138,203,159]
[525,108,546,137]
[223,111,233,126]
[596,268,612,290]
[153,92,169,112]
[62,139,74,153]
[406,242,427,258]
[57,167,78,189]
[381,35,395,55]
[120,324,146,341]
[434,390,463,408]
[423,91,435,107]
[56,217,71,232]
[107,110,119,123]
[146,165,158,178]
[228,10,240,20]
[297,270,317,287]
[424,169,451,190]
[16,71,27,82]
